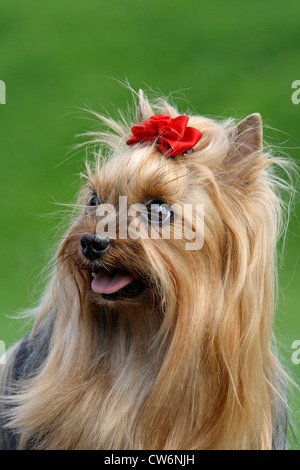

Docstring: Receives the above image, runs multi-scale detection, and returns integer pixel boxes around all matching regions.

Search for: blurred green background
[0,0,299,448]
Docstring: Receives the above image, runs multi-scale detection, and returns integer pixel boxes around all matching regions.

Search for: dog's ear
[236,113,262,154]
[225,114,263,182]
[229,113,262,160]
[138,89,153,123]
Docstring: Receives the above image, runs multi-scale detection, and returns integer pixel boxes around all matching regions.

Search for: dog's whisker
[47,252,74,271]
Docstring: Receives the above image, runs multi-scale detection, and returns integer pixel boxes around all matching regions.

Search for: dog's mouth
[90,268,147,300]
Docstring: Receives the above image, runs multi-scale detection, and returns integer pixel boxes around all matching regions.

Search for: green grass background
[0,0,300,448]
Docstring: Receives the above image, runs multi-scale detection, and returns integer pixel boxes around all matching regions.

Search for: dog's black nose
[80,234,110,260]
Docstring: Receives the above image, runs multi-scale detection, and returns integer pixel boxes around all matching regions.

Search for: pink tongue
[91,270,135,294]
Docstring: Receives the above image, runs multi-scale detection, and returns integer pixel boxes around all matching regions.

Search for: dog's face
[61,144,209,313]
[58,107,263,320]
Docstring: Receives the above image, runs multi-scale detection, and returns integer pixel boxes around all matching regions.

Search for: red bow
[126,114,202,157]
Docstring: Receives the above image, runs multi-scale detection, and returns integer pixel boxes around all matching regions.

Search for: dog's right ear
[138,89,153,123]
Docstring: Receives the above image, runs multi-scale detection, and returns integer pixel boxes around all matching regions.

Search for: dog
[0,89,293,449]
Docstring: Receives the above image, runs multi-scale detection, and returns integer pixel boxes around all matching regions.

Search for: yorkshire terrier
[0,90,293,449]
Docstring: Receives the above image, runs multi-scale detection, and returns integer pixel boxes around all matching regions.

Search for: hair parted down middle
[1,89,295,450]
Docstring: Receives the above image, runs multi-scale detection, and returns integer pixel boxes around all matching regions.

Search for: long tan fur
[3,90,294,449]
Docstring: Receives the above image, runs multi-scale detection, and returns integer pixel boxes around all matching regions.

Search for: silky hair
[2,90,295,449]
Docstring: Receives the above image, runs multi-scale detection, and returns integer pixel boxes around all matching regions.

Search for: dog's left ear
[236,113,262,153]
[225,113,263,181]
[229,113,262,160]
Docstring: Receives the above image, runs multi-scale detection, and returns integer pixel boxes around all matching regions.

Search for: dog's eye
[146,199,172,225]
[87,192,100,207]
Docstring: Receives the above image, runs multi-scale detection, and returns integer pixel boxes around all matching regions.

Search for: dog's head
[57,90,275,329]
